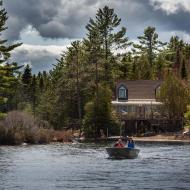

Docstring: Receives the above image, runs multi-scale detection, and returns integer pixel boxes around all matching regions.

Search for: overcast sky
[2,0,190,73]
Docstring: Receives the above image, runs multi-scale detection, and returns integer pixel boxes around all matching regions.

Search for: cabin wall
[121,119,183,136]
[113,80,183,134]
[112,104,183,135]
[113,104,164,119]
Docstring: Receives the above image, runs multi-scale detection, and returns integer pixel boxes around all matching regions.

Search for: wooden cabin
[112,80,182,135]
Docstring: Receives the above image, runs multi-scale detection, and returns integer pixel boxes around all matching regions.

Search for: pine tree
[83,84,119,138]
[0,1,22,113]
[115,53,132,80]
[86,6,130,84]
[168,36,182,69]
[31,75,37,115]
[67,41,83,128]
[167,36,187,77]
[21,64,32,103]
[139,55,151,79]
[38,73,44,93]
[130,57,139,80]
[181,58,187,80]
[3,62,23,111]
[42,71,48,90]
[133,26,165,71]
[22,64,32,85]
[155,54,166,79]
[38,41,89,129]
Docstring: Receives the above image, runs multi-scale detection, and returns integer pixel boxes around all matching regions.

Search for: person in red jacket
[114,138,124,148]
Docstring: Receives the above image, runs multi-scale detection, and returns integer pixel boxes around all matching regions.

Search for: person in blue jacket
[127,138,135,148]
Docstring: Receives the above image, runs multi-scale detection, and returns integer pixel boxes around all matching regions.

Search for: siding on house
[112,80,183,134]
[112,80,164,120]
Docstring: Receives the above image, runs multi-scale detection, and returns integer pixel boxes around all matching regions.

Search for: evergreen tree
[22,64,32,85]
[31,75,37,115]
[38,41,89,129]
[115,53,132,80]
[35,6,190,131]
[3,62,23,111]
[167,36,184,70]
[133,26,165,76]
[165,36,190,78]
[38,73,44,93]
[64,41,83,128]
[84,21,103,88]
[83,84,119,138]
[86,6,130,84]
[181,58,187,80]
[42,71,48,90]
[0,1,22,113]
[37,84,59,127]
[130,57,139,80]
[139,55,151,79]
[84,26,105,133]
[21,64,32,104]
[155,54,166,79]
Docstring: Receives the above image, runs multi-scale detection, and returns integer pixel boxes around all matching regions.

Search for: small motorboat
[106,147,140,159]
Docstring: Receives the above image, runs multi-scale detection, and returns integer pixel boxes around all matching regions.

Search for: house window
[118,86,128,100]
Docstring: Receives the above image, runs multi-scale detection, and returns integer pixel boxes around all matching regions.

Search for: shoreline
[133,137,190,144]
[134,134,190,143]
[102,134,190,144]
[1,131,190,145]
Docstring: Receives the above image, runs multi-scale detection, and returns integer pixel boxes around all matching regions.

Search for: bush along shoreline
[1,111,189,145]
[0,111,54,145]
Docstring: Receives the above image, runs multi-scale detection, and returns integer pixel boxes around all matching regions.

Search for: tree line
[1,4,190,137]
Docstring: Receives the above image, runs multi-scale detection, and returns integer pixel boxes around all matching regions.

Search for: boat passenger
[128,138,135,148]
[114,138,125,148]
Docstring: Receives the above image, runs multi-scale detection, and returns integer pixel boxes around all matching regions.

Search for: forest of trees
[1,4,190,139]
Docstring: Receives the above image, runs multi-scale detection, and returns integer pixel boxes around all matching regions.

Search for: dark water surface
[0,143,189,190]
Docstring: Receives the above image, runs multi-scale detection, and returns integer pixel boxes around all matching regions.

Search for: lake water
[0,142,189,190]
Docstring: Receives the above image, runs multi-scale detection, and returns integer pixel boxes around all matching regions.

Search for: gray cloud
[3,0,190,73]
[12,50,55,73]
[3,0,96,40]
[150,0,190,14]
[11,45,66,73]
[4,0,62,40]
[3,0,190,42]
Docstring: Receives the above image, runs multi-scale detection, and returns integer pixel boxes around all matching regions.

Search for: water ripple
[0,143,190,190]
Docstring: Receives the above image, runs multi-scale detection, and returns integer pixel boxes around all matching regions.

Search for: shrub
[0,125,7,144]
[53,130,73,142]
[160,73,190,118]
[0,111,53,145]
[37,128,53,144]
[0,113,7,120]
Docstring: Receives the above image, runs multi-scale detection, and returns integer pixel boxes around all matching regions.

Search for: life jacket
[128,142,134,148]
[114,142,124,148]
